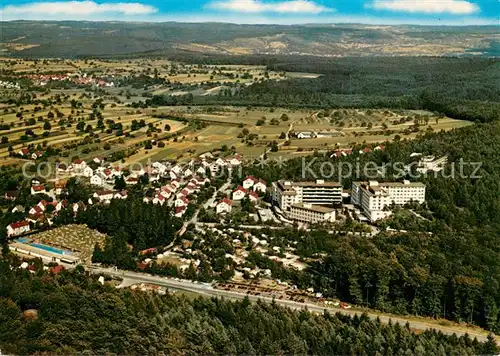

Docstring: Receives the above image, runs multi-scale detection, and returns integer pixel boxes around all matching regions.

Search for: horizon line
[1,19,499,27]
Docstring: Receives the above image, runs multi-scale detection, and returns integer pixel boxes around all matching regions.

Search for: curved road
[88,266,496,344]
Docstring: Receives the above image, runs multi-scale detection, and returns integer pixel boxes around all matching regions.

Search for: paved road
[88,266,494,343]
[176,178,232,237]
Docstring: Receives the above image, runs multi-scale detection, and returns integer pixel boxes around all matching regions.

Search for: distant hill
[0,21,498,58]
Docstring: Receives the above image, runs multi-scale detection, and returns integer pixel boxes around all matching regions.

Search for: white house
[216,158,227,167]
[199,152,214,160]
[175,196,190,207]
[171,165,182,175]
[216,198,232,214]
[297,131,315,139]
[55,200,68,212]
[90,174,104,186]
[183,168,193,178]
[228,155,242,166]
[243,176,258,190]
[114,191,128,200]
[82,166,94,178]
[175,206,187,218]
[232,186,247,201]
[7,221,31,237]
[153,194,166,206]
[170,180,181,189]
[196,166,207,176]
[253,179,267,193]
[249,191,259,204]
[93,190,115,202]
[160,189,172,199]
[126,177,139,185]
[93,156,105,165]
[72,159,87,171]
[72,202,86,214]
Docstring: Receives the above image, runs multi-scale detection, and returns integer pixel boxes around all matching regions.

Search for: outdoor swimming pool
[30,243,69,255]
[16,238,71,255]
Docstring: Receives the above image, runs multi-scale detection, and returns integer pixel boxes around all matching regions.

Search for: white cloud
[368,0,480,14]
[0,1,157,17]
[207,0,333,14]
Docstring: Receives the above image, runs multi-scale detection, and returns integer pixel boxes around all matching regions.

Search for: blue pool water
[16,238,70,255]
[29,243,69,255]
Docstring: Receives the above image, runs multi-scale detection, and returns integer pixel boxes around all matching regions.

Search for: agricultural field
[0,57,472,170]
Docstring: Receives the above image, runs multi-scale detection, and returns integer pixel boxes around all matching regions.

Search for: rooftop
[291,203,334,214]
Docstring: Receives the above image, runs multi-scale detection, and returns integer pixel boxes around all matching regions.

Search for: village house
[7,221,31,237]
[82,166,94,178]
[170,180,181,190]
[125,177,139,185]
[56,162,69,173]
[55,200,68,212]
[216,198,233,214]
[114,191,128,200]
[153,193,166,206]
[93,190,115,202]
[228,155,242,166]
[72,202,86,215]
[90,174,104,186]
[93,156,105,165]
[29,205,44,216]
[297,131,316,139]
[30,185,46,195]
[175,206,187,218]
[199,152,214,160]
[175,196,190,208]
[249,191,259,204]
[12,205,25,213]
[243,176,258,190]
[72,159,87,171]
[253,179,267,193]
[232,186,247,201]
[216,157,227,167]
[171,164,182,175]
[196,166,207,176]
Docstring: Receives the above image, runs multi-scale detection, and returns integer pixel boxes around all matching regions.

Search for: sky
[0,0,498,25]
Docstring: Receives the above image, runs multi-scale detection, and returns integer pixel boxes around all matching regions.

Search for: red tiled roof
[220,198,233,206]
[244,176,258,183]
[9,220,29,229]
[31,185,45,191]
[49,265,65,275]
[175,206,187,214]
[234,186,247,193]
[139,248,157,255]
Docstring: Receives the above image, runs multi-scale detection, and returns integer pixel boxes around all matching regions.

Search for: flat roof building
[271,180,342,211]
[9,242,82,265]
[352,180,426,222]
[289,203,336,224]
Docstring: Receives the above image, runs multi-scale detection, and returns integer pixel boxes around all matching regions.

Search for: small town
[0,8,498,354]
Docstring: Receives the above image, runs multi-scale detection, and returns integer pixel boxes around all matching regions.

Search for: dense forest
[0,253,497,355]
[198,57,500,123]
